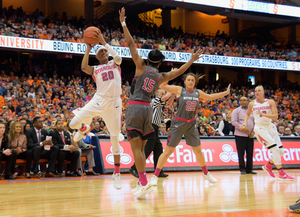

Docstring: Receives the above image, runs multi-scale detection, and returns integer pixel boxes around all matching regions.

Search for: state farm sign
[99,140,300,169]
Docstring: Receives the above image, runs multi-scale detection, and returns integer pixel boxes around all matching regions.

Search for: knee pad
[269,146,281,165]
[111,135,121,155]
[69,116,82,129]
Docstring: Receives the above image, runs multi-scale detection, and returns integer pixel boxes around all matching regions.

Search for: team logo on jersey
[106,146,131,165]
[219,144,238,163]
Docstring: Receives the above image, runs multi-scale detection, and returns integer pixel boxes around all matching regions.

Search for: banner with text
[175,0,300,18]
[0,35,299,71]
[100,140,300,169]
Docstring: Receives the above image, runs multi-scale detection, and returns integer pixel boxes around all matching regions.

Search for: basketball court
[0,170,298,217]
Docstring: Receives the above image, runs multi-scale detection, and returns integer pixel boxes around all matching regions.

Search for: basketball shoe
[133,183,154,198]
[278,170,295,181]
[74,124,90,142]
[203,172,217,184]
[112,173,122,189]
[262,164,275,178]
[289,199,300,213]
[132,181,141,194]
[150,175,158,186]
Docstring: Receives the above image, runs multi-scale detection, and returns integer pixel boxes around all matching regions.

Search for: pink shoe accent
[262,165,275,178]
[80,125,87,132]
[266,162,273,170]
[278,170,295,181]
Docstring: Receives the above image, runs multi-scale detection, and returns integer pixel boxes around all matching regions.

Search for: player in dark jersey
[151,73,230,186]
[119,8,203,198]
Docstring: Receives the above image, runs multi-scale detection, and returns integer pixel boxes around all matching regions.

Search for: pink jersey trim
[145,68,149,75]
[127,128,143,134]
[174,115,195,123]
[143,130,154,136]
[186,88,194,94]
[129,100,151,106]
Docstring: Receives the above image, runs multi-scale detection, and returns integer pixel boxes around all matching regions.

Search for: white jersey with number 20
[92,60,122,99]
[252,99,272,125]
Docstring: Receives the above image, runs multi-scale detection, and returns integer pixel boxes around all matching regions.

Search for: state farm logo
[106,146,131,165]
[219,144,238,163]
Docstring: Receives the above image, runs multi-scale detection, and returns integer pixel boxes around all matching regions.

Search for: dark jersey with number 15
[129,66,161,102]
[176,88,200,120]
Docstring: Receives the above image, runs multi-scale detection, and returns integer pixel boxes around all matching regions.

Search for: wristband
[121,22,126,27]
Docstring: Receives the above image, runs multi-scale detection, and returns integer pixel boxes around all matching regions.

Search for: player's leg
[102,99,123,189]
[70,102,97,142]
[185,124,217,184]
[271,127,294,181]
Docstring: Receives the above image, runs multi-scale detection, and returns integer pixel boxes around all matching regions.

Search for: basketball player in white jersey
[69,30,124,189]
[243,85,294,181]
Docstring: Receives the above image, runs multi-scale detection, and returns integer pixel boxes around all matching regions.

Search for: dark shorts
[125,104,154,141]
[167,119,200,148]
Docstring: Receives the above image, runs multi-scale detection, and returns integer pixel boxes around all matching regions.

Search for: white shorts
[73,94,122,136]
[254,123,283,149]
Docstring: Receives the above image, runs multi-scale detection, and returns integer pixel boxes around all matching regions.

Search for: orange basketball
[83,26,100,46]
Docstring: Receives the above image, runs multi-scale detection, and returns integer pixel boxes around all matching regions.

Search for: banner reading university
[0,35,299,71]
[100,140,300,169]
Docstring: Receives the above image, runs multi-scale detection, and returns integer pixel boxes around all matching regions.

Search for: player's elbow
[114,56,122,65]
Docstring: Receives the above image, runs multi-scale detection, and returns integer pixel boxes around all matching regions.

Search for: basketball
[83,26,100,46]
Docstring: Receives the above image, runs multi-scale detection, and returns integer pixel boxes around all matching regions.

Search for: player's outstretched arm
[94,30,122,66]
[197,84,231,101]
[119,7,145,75]
[159,49,203,85]
[81,45,94,75]
[159,81,182,97]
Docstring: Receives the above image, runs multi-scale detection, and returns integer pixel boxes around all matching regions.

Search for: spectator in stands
[90,121,102,135]
[293,125,300,136]
[68,127,99,176]
[51,120,80,177]
[159,123,168,136]
[0,122,17,179]
[218,110,235,136]
[278,124,285,136]
[8,122,33,178]
[284,128,293,136]
[25,117,59,178]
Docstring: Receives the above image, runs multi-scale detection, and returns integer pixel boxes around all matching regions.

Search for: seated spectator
[159,123,168,136]
[68,127,99,176]
[0,122,17,179]
[90,121,103,135]
[8,122,33,178]
[218,110,235,136]
[278,124,285,136]
[50,120,80,177]
[293,125,300,136]
[25,117,59,178]
[284,128,293,136]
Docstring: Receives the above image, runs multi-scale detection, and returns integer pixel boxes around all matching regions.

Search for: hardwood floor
[0,170,298,217]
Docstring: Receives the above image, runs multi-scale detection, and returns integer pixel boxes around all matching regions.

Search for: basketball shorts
[167,119,200,148]
[254,123,283,149]
[73,94,122,136]
[125,104,154,140]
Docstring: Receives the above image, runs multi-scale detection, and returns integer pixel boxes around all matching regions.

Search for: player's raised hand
[119,7,126,24]
[94,30,106,45]
[191,49,204,62]
[225,84,231,95]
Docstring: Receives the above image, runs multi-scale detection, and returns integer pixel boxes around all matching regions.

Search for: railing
[270,29,288,44]
[138,12,155,27]
[94,2,115,20]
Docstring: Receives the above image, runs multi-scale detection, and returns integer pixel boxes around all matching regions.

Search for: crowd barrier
[93,136,300,174]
